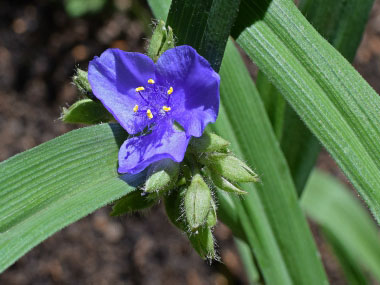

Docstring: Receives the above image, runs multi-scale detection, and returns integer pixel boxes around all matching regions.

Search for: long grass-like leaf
[302,170,380,283]
[166,0,240,71]
[0,124,143,272]
[256,0,374,194]
[233,0,380,223]
[216,40,327,284]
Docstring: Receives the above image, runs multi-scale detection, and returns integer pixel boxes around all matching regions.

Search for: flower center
[133,79,173,121]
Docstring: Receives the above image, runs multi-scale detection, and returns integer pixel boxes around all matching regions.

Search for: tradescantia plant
[1,0,380,283]
[85,29,258,259]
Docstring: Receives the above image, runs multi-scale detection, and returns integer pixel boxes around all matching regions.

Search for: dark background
[1,0,380,284]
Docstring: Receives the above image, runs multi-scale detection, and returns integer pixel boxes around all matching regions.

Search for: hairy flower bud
[200,153,258,183]
[209,169,247,195]
[159,26,174,57]
[188,226,216,260]
[73,68,92,95]
[110,190,157,216]
[61,99,114,125]
[184,174,212,231]
[189,131,230,153]
[147,20,175,62]
[145,159,179,193]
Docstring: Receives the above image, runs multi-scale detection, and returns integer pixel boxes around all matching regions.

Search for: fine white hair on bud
[200,153,258,183]
[184,174,212,231]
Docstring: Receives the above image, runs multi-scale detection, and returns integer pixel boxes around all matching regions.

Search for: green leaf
[0,124,144,273]
[215,40,328,284]
[147,0,171,21]
[322,229,369,285]
[61,99,114,124]
[302,170,380,283]
[235,238,260,284]
[166,0,241,71]
[256,72,286,141]
[256,0,374,194]
[233,0,380,224]
[298,0,374,62]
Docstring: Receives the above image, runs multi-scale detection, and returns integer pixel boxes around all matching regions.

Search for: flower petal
[118,120,190,174]
[155,46,220,137]
[88,49,155,134]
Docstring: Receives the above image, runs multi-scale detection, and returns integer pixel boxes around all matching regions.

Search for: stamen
[146,109,153,119]
[162,106,171,112]
[135,86,145,92]
[133,105,139,112]
[167,87,173,95]
[148,79,155,84]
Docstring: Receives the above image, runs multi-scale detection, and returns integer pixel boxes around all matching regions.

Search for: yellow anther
[167,87,173,95]
[148,79,155,84]
[135,86,145,92]
[133,105,139,112]
[146,109,153,119]
[162,106,171,112]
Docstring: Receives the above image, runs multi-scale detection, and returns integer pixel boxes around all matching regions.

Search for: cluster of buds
[64,20,258,261]
[111,131,258,260]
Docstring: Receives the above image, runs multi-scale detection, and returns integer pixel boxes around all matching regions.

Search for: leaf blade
[302,170,380,282]
[0,124,143,272]
[234,0,380,223]
[256,0,374,194]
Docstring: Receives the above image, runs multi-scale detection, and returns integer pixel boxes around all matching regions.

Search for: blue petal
[118,120,190,174]
[155,46,220,137]
[88,49,155,134]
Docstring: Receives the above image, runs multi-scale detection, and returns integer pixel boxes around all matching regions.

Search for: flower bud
[61,98,114,124]
[73,68,92,95]
[189,131,230,153]
[209,169,247,195]
[164,187,187,231]
[110,190,157,216]
[188,226,216,260]
[145,159,179,194]
[200,153,258,183]
[184,174,212,231]
[147,20,174,62]
[158,25,174,56]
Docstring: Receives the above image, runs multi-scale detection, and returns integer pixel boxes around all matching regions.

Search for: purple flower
[88,46,220,174]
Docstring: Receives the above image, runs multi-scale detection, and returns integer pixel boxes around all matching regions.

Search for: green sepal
[158,25,175,57]
[188,226,216,260]
[200,153,258,183]
[184,174,212,231]
[73,68,92,95]
[164,187,187,231]
[110,189,158,216]
[189,131,230,153]
[208,168,247,195]
[61,99,114,125]
[147,20,175,62]
[145,159,180,193]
